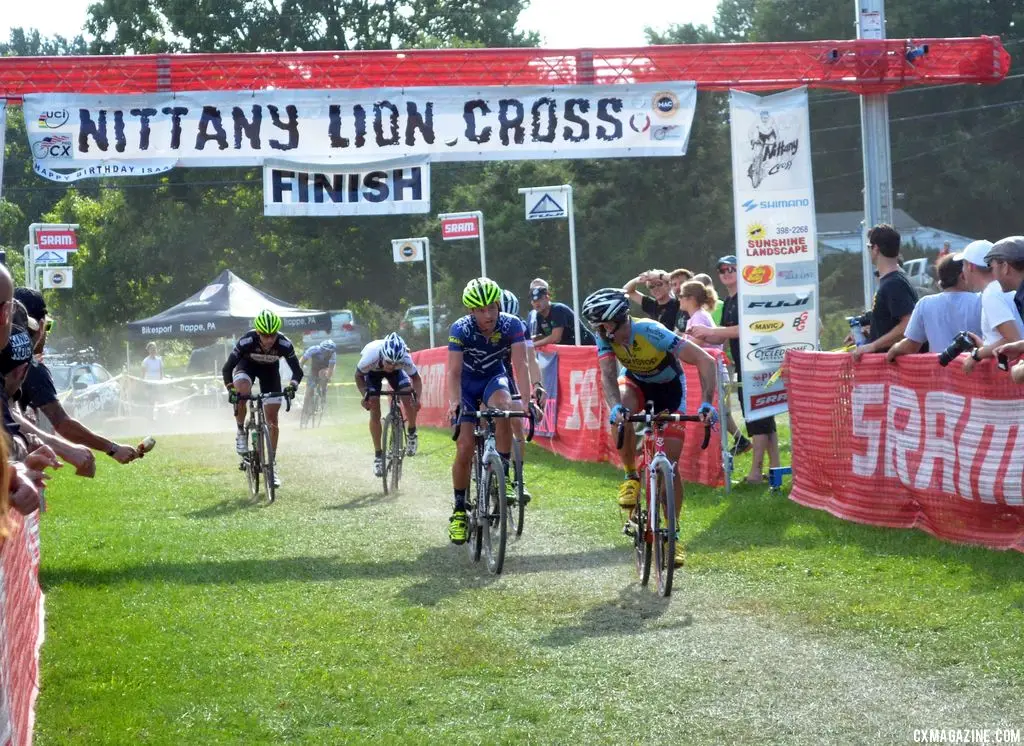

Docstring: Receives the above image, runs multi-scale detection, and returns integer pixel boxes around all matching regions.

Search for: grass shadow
[185,498,261,519]
[322,491,398,511]
[538,583,693,648]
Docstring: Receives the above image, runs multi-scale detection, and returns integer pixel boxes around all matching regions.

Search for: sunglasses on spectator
[718,267,736,274]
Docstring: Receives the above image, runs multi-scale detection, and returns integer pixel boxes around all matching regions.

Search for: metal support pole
[719,359,732,495]
[857,0,895,310]
[476,211,486,277]
[565,186,581,347]
[424,238,436,349]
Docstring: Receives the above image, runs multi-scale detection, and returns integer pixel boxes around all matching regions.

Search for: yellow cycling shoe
[674,542,686,568]
[617,477,640,509]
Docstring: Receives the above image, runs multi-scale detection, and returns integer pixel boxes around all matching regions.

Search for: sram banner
[786,352,1024,551]
[36,228,78,250]
[263,157,430,216]
[22,83,697,174]
[729,86,819,421]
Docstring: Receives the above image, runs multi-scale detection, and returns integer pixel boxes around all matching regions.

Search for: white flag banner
[392,238,426,263]
[0,100,6,200]
[22,83,697,169]
[33,159,177,183]
[263,156,430,216]
[729,86,819,422]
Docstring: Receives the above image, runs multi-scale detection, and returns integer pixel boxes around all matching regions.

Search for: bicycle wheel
[481,453,507,575]
[467,448,483,562]
[245,425,260,498]
[380,415,392,495]
[509,438,526,537]
[260,423,276,504]
[634,471,652,586]
[314,385,327,428]
[388,413,404,493]
[652,459,676,597]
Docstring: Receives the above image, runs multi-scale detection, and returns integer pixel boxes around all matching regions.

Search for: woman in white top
[679,280,723,351]
[141,342,164,380]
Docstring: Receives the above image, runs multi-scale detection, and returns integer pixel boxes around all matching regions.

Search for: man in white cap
[958,238,1024,374]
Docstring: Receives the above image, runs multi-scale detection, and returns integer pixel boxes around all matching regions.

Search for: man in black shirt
[624,268,681,331]
[850,224,918,362]
[529,286,593,347]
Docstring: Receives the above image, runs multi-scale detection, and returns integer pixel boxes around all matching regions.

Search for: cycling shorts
[364,369,412,395]
[233,360,283,405]
[619,372,686,438]
[460,373,510,424]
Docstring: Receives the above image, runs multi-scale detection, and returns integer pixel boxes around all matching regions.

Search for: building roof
[816,209,921,235]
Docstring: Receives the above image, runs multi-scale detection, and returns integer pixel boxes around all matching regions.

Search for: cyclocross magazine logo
[33,134,73,160]
[776,260,817,288]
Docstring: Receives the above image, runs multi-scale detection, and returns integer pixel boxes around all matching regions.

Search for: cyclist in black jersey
[222,309,303,487]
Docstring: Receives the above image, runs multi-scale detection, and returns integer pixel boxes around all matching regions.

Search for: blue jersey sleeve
[328,352,337,365]
[503,314,526,345]
[301,348,313,362]
[448,317,469,351]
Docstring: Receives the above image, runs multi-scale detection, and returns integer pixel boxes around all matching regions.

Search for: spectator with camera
[848,224,918,362]
[885,253,982,362]
[955,239,1024,374]
[623,268,680,331]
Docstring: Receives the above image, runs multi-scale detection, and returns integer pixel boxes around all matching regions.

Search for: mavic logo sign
[524,189,568,221]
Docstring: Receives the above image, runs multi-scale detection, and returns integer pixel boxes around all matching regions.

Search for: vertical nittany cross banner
[0,100,7,201]
[729,87,819,421]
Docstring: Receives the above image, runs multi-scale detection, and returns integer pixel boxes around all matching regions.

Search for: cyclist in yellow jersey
[582,288,719,567]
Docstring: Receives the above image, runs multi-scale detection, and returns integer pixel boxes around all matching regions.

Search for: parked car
[400,305,448,335]
[901,258,936,297]
[302,309,368,352]
[47,361,121,423]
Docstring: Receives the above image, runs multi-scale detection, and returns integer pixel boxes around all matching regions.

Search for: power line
[811,72,1024,104]
[811,98,1024,134]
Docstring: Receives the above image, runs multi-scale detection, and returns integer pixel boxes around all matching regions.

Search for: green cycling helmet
[462,277,502,309]
[253,309,282,335]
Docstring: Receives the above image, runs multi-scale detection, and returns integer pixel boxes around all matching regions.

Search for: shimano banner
[22,83,697,176]
[263,157,430,216]
[729,87,819,422]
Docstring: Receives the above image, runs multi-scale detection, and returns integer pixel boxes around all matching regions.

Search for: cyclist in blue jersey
[446,278,538,544]
[582,288,719,567]
[300,338,337,418]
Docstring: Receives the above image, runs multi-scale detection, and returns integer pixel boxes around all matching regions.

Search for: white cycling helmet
[320,339,337,352]
[500,289,520,317]
[381,332,408,364]
[582,288,630,325]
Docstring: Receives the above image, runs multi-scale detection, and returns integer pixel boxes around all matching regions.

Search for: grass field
[33,394,1024,744]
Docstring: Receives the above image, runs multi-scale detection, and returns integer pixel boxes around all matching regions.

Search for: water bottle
[846,316,868,346]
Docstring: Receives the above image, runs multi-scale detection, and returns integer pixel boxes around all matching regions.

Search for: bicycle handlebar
[363,389,417,400]
[450,407,535,443]
[237,390,293,413]
[614,411,712,450]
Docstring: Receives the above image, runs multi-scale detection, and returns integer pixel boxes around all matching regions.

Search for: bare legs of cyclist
[402,393,419,457]
[363,394,385,477]
[448,388,514,544]
[507,397,531,502]
[613,384,643,510]
[231,374,253,455]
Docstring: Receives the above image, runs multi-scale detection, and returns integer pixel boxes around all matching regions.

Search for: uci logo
[652,91,678,118]
[742,265,775,285]
[37,109,70,129]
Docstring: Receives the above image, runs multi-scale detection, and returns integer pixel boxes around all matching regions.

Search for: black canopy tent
[127,270,331,340]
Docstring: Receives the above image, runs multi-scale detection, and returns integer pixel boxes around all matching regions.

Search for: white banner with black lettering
[263,156,430,216]
[729,87,819,422]
[22,83,697,173]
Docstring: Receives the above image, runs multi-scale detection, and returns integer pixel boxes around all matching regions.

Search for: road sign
[36,228,78,251]
[33,249,66,265]
[440,215,480,240]
[42,266,73,289]
[392,238,425,263]
[525,189,568,220]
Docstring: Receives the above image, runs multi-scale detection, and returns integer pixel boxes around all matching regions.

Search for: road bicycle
[365,389,416,495]
[300,375,328,429]
[453,407,534,575]
[237,390,292,504]
[508,400,543,537]
[616,402,712,597]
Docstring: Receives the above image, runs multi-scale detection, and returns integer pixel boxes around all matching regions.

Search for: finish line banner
[729,86,819,422]
[22,83,697,173]
[786,352,1024,552]
[263,157,430,216]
